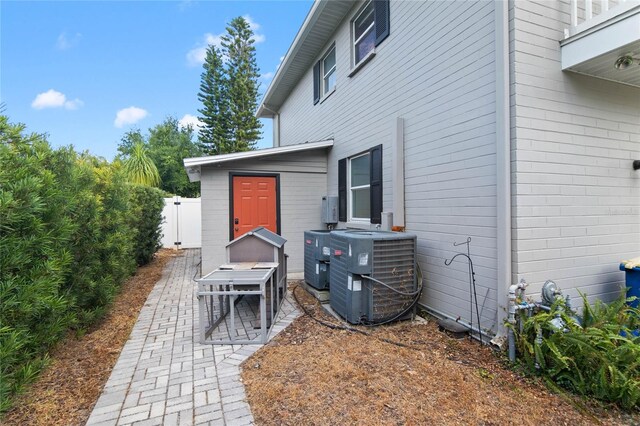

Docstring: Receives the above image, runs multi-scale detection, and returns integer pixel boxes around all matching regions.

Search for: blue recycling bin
[620,263,640,309]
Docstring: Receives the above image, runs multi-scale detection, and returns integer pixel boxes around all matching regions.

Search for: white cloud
[31,89,83,110]
[186,33,224,67]
[260,71,274,81]
[56,32,82,50]
[64,98,84,110]
[178,114,203,130]
[114,106,148,128]
[243,15,265,44]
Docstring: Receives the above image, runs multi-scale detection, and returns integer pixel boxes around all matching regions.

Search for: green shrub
[515,294,640,409]
[129,185,164,266]
[0,115,165,413]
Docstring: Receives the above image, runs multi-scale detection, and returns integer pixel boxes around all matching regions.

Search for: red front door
[232,176,278,239]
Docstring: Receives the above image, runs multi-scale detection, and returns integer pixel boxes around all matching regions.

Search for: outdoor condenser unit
[304,230,332,290]
[329,230,418,324]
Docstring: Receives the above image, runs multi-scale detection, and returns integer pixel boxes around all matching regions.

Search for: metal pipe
[507,279,528,362]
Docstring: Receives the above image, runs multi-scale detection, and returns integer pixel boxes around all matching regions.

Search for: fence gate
[161,196,201,249]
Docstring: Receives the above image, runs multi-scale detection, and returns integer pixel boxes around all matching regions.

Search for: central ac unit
[329,230,418,324]
[304,230,332,290]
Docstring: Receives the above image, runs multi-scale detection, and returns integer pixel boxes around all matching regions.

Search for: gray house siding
[277,0,499,330]
[200,151,328,275]
[510,1,640,307]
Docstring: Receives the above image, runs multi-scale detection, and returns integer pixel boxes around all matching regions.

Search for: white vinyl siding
[510,1,640,308]
[277,0,499,332]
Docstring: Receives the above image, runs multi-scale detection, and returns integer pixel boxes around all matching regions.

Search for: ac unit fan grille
[369,239,416,321]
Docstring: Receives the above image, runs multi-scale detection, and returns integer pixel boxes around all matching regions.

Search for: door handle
[234,218,239,225]
[234,227,239,232]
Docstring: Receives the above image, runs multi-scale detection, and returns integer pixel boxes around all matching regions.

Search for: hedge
[0,115,165,413]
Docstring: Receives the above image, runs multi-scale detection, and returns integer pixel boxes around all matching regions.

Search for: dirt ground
[242,283,640,426]
[1,249,178,426]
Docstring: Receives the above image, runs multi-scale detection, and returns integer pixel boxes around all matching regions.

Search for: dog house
[197,227,288,344]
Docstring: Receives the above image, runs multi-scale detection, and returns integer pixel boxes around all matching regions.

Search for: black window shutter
[338,158,347,222]
[313,61,321,105]
[373,0,390,47]
[369,144,383,224]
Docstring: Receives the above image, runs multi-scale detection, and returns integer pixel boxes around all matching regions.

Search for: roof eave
[257,0,354,118]
[257,0,326,118]
[183,139,334,182]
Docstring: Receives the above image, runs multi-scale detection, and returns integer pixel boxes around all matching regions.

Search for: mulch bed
[242,282,640,426]
[1,249,179,426]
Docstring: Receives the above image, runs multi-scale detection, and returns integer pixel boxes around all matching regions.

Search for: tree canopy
[117,117,202,197]
[198,16,262,155]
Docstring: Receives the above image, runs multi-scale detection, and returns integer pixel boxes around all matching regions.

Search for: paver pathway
[86,249,300,426]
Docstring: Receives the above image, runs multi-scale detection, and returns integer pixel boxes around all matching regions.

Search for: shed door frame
[228,172,281,241]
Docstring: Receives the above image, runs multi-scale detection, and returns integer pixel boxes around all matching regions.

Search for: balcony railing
[566,0,640,38]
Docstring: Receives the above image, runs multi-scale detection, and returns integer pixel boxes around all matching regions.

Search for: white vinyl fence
[161,197,201,249]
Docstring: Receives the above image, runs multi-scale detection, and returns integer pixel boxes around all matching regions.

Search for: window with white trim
[321,46,336,95]
[353,1,376,66]
[338,145,382,224]
[349,152,371,221]
[349,0,390,72]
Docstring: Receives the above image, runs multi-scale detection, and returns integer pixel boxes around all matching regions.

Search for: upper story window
[313,44,336,104]
[350,0,390,73]
[353,1,375,65]
[322,46,336,95]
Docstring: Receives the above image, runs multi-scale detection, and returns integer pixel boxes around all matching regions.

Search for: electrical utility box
[304,230,332,290]
[329,230,418,324]
[321,196,338,224]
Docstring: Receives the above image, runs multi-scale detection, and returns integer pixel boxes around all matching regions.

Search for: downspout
[494,0,512,342]
[392,117,405,229]
[261,104,280,147]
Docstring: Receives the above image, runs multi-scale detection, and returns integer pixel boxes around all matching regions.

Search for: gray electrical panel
[321,196,338,224]
[329,230,418,324]
[304,230,331,290]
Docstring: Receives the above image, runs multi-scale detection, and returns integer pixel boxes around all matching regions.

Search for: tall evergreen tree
[197,45,230,155]
[221,16,262,152]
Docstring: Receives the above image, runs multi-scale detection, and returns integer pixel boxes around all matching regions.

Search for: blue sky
[1,0,313,160]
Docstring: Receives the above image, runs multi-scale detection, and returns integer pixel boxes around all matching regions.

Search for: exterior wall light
[614,55,639,70]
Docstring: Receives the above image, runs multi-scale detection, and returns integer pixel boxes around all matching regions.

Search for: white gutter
[256,0,326,118]
[494,0,512,341]
[261,104,281,147]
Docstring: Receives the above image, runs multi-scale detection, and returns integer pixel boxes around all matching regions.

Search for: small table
[197,267,277,345]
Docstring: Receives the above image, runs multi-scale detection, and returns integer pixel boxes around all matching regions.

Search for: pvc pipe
[508,328,516,362]
[418,304,493,341]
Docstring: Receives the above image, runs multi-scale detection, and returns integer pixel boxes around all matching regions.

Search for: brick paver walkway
[86,249,300,426]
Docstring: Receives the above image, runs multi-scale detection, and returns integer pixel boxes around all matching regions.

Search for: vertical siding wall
[199,152,328,275]
[511,1,640,306]
[278,1,499,331]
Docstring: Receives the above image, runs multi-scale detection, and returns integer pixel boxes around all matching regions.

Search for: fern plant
[515,294,640,410]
